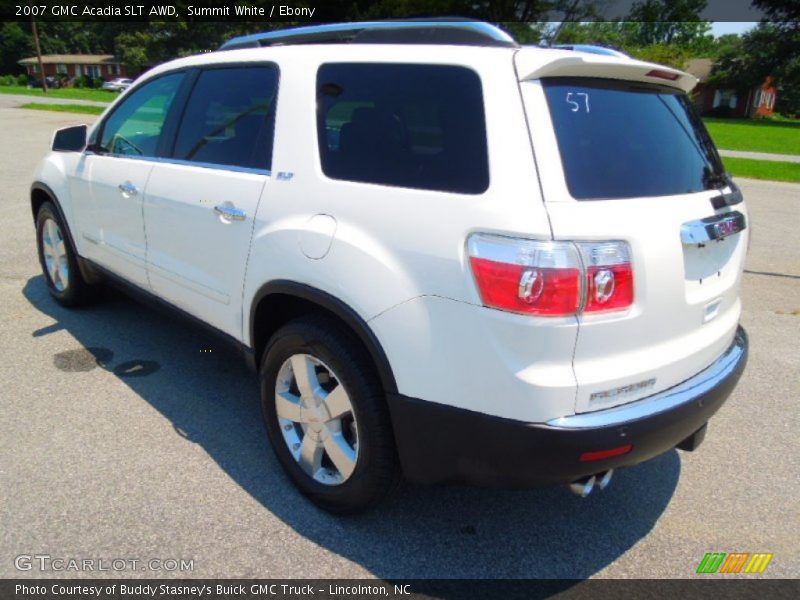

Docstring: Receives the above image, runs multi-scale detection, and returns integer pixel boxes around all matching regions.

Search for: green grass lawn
[723,156,800,183]
[704,118,800,156]
[20,102,105,115]
[0,85,115,103]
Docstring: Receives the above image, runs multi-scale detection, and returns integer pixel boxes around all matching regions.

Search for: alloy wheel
[41,218,69,292]
[275,353,359,486]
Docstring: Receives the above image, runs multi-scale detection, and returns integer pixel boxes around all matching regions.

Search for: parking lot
[0,105,798,579]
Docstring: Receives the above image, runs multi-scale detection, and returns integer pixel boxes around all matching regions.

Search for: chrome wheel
[41,218,69,292]
[275,354,359,486]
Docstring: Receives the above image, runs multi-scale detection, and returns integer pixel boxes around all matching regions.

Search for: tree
[711,19,800,116]
[555,21,634,48]
[114,31,152,75]
[0,23,32,74]
[753,0,800,22]
[554,20,696,69]
[627,0,711,46]
[626,44,691,70]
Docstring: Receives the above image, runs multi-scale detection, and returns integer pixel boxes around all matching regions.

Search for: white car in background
[30,21,749,513]
[101,78,133,92]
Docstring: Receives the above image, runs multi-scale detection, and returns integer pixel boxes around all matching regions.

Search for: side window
[172,66,279,171]
[98,73,184,157]
[316,63,489,194]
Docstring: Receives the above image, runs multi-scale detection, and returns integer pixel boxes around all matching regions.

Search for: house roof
[18,54,119,66]
[685,58,714,83]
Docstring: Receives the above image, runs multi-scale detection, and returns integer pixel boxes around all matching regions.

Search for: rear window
[542,78,725,200]
[316,63,489,194]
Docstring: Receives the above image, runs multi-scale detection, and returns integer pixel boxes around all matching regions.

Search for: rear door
[520,73,747,413]
[143,65,279,339]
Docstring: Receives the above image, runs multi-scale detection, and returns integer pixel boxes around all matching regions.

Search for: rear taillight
[467,234,633,317]
[576,242,633,313]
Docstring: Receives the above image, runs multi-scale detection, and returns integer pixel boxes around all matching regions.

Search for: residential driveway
[0,107,798,580]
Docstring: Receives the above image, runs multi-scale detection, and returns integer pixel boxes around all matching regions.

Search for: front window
[543,78,726,200]
[98,72,184,157]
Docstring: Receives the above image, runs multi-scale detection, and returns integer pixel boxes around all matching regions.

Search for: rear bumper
[387,326,748,487]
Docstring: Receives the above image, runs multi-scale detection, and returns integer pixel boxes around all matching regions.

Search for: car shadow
[22,275,680,582]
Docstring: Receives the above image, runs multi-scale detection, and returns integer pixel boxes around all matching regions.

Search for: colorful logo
[696,552,773,574]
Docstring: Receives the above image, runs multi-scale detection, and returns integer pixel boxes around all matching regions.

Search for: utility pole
[31,14,47,93]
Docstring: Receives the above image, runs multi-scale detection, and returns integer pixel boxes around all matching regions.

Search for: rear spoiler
[515,49,697,93]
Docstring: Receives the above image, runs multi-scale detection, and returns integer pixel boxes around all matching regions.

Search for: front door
[71,72,186,288]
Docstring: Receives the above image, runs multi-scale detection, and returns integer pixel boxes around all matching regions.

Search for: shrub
[73,76,88,88]
[16,73,28,86]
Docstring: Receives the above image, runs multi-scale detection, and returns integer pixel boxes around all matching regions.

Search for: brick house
[686,58,776,118]
[18,54,127,82]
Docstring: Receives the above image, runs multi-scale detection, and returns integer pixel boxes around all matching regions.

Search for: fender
[250,280,398,394]
[31,181,100,284]
[31,182,77,249]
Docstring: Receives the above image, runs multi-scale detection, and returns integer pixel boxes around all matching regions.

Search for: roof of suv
[220,20,518,50]
[138,21,697,94]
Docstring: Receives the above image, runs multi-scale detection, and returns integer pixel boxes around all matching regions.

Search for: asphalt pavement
[0,106,798,580]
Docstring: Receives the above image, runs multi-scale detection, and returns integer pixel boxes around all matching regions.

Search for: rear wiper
[704,170,743,209]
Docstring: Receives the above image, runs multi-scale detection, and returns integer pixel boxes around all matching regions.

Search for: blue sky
[710,22,757,37]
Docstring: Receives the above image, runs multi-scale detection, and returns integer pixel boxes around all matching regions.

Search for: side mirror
[51,125,87,152]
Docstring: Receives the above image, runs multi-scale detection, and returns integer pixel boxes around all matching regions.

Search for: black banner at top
[0,0,774,24]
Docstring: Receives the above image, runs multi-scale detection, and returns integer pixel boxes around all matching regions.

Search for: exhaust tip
[568,470,614,497]
[597,469,614,491]
[568,475,596,497]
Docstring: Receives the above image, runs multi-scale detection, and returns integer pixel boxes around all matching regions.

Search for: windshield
[542,77,726,200]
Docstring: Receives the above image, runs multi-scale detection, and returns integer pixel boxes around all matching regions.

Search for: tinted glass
[542,78,725,200]
[173,66,279,170]
[99,73,184,157]
[317,63,489,194]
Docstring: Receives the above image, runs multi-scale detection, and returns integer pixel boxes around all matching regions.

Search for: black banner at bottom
[1,579,799,600]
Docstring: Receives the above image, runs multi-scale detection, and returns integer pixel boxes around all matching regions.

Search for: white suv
[31,21,748,513]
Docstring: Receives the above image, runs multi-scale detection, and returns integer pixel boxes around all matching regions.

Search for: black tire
[260,315,400,514]
[35,201,95,306]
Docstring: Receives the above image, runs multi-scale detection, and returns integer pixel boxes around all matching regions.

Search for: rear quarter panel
[241,45,552,337]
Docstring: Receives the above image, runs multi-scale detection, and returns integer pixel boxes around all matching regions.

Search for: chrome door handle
[118,181,139,196]
[213,204,246,221]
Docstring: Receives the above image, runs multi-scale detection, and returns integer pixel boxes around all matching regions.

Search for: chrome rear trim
[681,211,746,244]
[546,327,747,429]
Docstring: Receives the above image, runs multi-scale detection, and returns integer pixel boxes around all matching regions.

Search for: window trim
[314,61,490,195]
[164,61,281,175]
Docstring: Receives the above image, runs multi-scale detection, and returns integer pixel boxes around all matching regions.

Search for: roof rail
[552,44,629,58]
[219,20,518,50]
